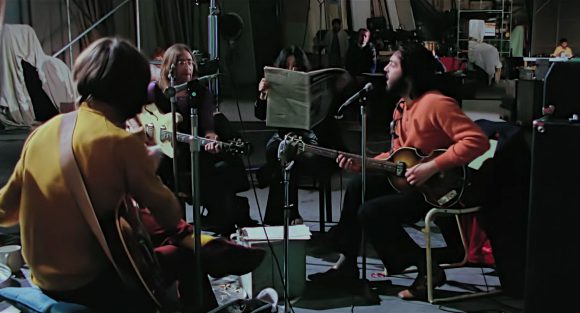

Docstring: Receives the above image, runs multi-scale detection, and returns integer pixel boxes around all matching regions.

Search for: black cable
[301,0,311,48]
[480,266,490,293]
[224,45,295,313]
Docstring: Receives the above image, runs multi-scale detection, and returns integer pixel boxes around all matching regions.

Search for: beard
[386,75,408,97]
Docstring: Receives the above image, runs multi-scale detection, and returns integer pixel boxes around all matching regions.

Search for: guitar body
[137,104,250,157]
[386,147,466,208]
[138,104,183,158]
[103,198,166,310]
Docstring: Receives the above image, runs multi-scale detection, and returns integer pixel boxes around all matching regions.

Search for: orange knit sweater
[375,91,489,170]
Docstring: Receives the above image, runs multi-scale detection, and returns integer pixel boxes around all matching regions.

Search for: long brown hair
[158,43,199,90]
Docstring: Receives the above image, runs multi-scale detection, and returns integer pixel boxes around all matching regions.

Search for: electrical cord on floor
[223,48,295,313]
[480,266,490,293]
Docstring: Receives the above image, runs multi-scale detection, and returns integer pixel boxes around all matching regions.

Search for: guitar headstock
[222,138,251,155]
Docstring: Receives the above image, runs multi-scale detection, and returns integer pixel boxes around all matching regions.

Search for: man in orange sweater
[309,42,489,300]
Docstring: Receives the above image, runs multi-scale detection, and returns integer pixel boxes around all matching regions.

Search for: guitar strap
[58,111,124,280]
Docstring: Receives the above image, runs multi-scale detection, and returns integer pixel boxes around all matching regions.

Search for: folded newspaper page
[264,66,347,130]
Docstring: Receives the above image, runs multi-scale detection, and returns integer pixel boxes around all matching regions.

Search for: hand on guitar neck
[135,104,251,158]
[284,134,467,208]
[203,131,221,154]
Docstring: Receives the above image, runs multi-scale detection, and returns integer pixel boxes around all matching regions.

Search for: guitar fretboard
[300,144,399,174]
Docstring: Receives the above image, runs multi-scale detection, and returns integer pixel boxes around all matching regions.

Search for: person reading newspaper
[254,46,341,226]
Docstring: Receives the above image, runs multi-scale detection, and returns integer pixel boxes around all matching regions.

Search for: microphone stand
[208,0,220,109]
[278,137,294,313]
[164,77,204,311]
[357,93,378,304]
[168,65,180,196]
[359,95,368,280]
[189,106,204,311]
[282,159,293,313]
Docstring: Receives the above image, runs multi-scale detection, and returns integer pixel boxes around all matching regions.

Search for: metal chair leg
[423,206,500,304]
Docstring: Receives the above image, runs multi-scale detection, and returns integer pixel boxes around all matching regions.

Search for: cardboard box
[238,239,306,300]
[235,225,311,300]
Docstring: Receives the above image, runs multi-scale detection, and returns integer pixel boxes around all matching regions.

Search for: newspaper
[264,66,347,130]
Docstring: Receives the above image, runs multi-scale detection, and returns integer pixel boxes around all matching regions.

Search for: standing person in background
[323,18,350,68]
[552,38,573,58]
[346,28,377,76]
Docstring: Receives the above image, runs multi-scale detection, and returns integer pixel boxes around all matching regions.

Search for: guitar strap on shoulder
[58,111,123,279]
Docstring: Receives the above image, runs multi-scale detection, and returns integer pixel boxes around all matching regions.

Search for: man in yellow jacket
[0,37,265,313]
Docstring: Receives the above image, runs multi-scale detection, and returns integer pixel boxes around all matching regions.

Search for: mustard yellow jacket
[0,104,181,291]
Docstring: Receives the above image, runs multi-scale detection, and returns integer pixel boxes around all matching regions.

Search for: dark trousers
[158,149,248,233]
[332,173,463,274]
[263,135,335,225]
[141,208,218,312]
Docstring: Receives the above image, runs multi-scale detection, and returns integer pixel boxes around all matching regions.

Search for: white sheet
[468,40,502,84]
[0,24,76,127]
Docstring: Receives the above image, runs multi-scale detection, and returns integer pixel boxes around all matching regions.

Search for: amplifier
[524,117,580,313]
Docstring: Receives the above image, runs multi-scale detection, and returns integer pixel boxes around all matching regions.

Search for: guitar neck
[301,144,399,174]
[161,130,219,147]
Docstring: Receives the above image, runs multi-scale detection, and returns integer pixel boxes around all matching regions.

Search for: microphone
[163,73,221,98]
[277,134,297,167]
[335,82,374,119]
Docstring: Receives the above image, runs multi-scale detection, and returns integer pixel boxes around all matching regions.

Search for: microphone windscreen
[364,82,374,92]
[147,81,158,103]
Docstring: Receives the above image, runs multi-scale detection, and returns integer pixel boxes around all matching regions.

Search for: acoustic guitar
[102,198,167,310]
[281,135,467,208]
[137,104,250,158]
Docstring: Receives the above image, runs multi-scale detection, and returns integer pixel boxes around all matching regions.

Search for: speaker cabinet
[515,79,543,129]
[525,118,580,313]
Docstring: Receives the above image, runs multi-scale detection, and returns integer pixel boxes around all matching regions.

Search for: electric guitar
[137,104,250,158]
[281,135,467,208]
